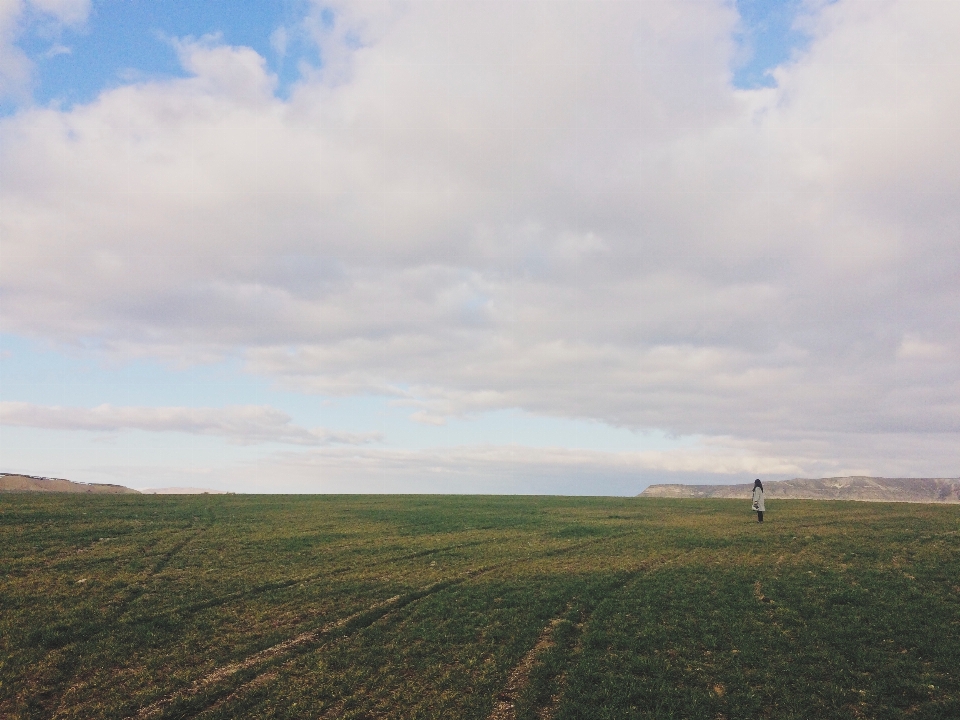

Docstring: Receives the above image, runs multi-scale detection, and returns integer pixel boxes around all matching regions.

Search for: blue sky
[9,1,315,111]
[2,0,957,493]
[733,0,811,88]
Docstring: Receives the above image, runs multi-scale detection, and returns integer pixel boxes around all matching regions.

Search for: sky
[1,0,957,494]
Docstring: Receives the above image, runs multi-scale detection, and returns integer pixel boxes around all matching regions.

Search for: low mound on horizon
[0,473,139,494]
[140,487,230,494]
[640,475,960,503]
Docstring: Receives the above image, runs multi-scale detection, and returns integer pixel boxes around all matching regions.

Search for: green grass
[1,494,958,719]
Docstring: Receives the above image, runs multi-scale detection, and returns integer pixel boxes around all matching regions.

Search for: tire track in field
[125,569,487,720]
[228,533,639,719]
[49,530,202,718]
[193,567,502,719]
[512,563,672,720]
[149,532,200,575]
[122,539,487,626]
[202,668,279,714]
[57,542,501,717]
[201,563,513,718]
[52,535,480,710]
[125,528,597,643]
[301,538,633,720]
[127,594,403,719]
[126,533,636,719]
[533,608,590,720]
[485,587,620,720]
[487,606,574,720]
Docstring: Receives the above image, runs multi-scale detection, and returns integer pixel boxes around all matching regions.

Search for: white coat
[752,487,765,512]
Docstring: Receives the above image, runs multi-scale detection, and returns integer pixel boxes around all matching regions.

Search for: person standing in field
[752,479,765,523]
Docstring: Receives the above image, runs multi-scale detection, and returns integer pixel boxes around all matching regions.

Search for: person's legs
[758,511,764,523]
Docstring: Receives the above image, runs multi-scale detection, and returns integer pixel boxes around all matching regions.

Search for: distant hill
[640,476,960,503]
[0,473,139,494]
[141,487,230,494]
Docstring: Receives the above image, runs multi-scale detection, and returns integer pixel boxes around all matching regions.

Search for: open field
[2,494,959,719]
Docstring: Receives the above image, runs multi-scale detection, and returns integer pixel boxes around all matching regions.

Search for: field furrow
[487,606,571,720]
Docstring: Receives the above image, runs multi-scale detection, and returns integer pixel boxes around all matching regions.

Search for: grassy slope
[1,494,958,719]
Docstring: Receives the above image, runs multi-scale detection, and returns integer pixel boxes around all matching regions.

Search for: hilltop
[640,475,960,502]
[0,473,139,494]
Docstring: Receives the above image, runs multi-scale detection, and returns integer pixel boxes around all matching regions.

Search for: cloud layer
[2,0,958,480]
[0,401,380,446]
[143,434,960,494]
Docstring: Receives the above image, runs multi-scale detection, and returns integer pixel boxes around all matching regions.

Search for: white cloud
[213,435,949,494]
[0,0,89,98]
[29,0,88,25]
[0,0,33,98]
[42,42,69,58]
[0,401,381,446]
[261,443,808,494]
[1,0,959,481]
[269,26,288,58]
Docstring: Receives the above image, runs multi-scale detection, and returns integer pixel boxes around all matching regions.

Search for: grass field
[1,494,959,719]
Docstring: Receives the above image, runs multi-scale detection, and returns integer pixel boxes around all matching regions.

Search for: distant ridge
[0,473,139,494]
[640,476,960,503]
[141,487,230,494]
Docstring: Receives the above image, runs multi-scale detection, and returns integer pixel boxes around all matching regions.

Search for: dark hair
[753,479,763,490]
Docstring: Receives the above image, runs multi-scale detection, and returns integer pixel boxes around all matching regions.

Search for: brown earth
[640,476,960,503]
[0,473,139,494]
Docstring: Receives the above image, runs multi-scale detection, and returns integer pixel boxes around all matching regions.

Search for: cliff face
[0,473,139,494]
[640,476,960,503]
